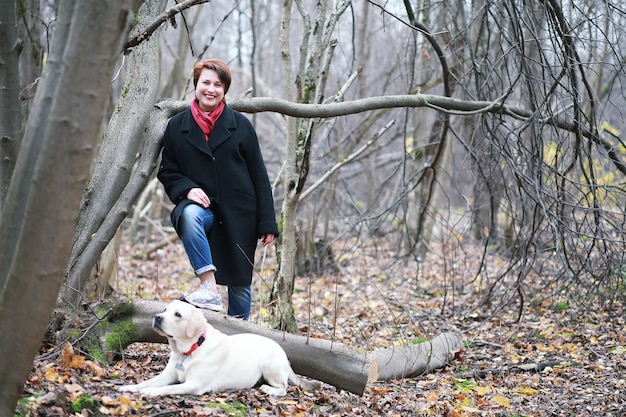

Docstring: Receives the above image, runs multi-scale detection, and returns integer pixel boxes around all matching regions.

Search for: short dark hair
[193,58,232,94]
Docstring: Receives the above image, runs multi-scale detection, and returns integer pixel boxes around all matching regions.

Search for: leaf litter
[18,231,626,416]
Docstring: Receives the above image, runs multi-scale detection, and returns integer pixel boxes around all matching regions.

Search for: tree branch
[163,93,626,176]
[123,0,211,55]
[300,120,394,201]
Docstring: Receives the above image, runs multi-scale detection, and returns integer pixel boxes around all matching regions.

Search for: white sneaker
[182,281,223,311]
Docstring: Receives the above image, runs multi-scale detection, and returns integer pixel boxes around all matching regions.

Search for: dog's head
[153,300,207,344]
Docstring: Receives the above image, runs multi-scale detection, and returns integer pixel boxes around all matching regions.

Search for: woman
[157,58,278,320]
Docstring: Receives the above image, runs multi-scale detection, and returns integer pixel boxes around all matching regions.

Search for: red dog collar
[182,328,207,356]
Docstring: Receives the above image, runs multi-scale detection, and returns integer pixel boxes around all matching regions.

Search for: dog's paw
[118,384,139,393]
[138,387,165,397]
[259,384,287,396]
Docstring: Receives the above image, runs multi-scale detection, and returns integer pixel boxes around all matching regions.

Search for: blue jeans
[228,285,252,320]
[177,203,252,320]
[177,204,217,275]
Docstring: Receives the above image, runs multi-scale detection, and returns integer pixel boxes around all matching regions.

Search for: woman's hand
[260,234,276,247]
[187,187,210,208]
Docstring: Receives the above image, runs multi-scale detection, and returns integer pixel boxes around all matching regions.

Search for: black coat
[157,105,278,286]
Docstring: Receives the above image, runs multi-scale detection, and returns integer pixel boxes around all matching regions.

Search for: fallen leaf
[69,354,86,369]
[44,366,59,382]
[277,399,298,405]
[426,391,438,402]
[517,386,538,395]
[60,342,74,368]
[446,408,462,417]
[472,385,490,396]
[64,382,84,395]
[101,396,120,406]
[86,360,106,377]
[494,395,511,408]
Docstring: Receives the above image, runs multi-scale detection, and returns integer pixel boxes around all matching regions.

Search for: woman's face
[195,68,225,112]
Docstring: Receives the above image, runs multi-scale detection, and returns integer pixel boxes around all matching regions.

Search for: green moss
[120,78,133,100]
[204,401,249,416]
[106,301,135,320]
[71,393,100,413]
[555,300,570,311]
[411,336,429,344]
[104,319,139,353]
[15,391,42,416]
[95,306,110,318]
[278,213,284,234]
[87,339,107,364]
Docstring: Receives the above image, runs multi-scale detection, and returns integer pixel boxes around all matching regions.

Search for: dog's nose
[154,314,162,326]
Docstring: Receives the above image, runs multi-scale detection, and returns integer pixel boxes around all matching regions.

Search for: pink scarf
[190,99,225,141]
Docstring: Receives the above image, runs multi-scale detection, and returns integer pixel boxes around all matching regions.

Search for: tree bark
[99,299,462,396]
[62,0,167,308]
[0,0,22,210]
[0,1,137,414]
[60,0,223,309]
[373,332,463,381]
[270,0,298,332]
[270,0,352,331]
[61,99,187,307]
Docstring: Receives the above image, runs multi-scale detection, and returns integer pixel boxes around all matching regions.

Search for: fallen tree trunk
[99,299,462,396]
[373,332,464,380]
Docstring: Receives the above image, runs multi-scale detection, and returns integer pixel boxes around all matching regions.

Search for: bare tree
[267,0,353,331]
[446,0,626,310]
[0,0,140,413]
[60,0,169,309]
[0,0,23,207]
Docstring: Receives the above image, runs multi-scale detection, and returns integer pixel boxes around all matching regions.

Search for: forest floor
[17,230,626,416]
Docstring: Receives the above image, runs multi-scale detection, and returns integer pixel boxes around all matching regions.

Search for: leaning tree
[0,0,142,413]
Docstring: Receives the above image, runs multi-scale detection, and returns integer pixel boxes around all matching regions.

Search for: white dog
[119,300,322,396]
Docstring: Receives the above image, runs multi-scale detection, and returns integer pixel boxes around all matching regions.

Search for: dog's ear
[186,307,207,338]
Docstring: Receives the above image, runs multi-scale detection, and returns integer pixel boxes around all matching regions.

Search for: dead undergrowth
[17,229,626,416]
